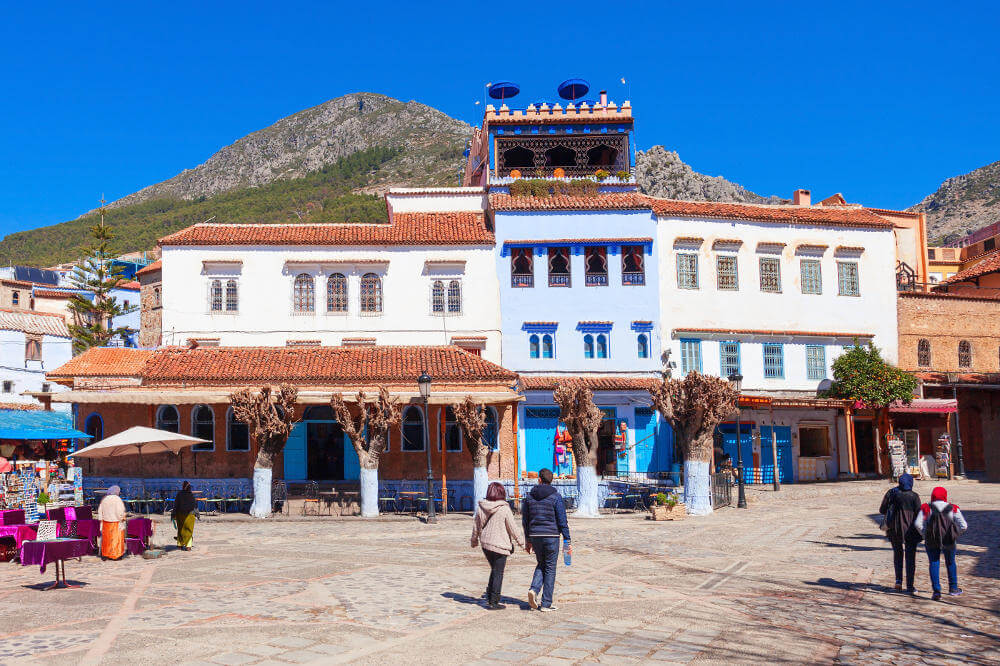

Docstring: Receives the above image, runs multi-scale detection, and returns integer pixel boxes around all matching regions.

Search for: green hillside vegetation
[0,146,401,267]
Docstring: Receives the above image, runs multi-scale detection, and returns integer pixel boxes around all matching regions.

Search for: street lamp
[952,385,966,478]
[728,373,747,509]
[418,371,437,523]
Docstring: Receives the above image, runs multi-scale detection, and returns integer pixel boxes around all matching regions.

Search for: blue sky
[1,0,998,239]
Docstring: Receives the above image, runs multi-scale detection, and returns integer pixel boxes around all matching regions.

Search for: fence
[710,473,733,510]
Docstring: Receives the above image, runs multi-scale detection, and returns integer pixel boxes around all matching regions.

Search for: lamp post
[952,385,966,478]
[728,373,747,509]
[418,371,437,523]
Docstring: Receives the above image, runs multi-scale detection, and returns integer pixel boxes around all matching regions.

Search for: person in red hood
[913,487,968,600]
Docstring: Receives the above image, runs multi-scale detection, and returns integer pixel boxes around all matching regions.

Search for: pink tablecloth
[127,518,153,546]
[0,524,37,550]
[20,538,93,573]
[59,519,100,542]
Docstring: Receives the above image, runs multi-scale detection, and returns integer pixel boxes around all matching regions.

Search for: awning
[49,390,523,405]
[889,399,958,414]
[0,409,92,440]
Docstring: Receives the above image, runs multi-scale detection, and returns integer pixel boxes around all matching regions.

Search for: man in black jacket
[879,472,922,594]
[522,468,571,611]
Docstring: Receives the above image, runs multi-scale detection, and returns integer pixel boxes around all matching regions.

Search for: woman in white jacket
[471,482,524,610]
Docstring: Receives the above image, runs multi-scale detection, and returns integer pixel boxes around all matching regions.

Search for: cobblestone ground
[0,479,996,665]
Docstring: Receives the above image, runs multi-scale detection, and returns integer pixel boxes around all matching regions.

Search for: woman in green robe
[171,481,198,550]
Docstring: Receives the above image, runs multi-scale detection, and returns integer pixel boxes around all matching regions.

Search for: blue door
[343,435,360,480]
[524,407,561,474]
[759,426,793,484]
[633,408,672,475]
[283,423,307,481]
[718,423,754,480]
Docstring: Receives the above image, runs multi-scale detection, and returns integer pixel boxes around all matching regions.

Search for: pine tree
[66,201,138,353]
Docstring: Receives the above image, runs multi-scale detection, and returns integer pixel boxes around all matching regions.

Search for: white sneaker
[527,589,539,610]
[539,605,558,612]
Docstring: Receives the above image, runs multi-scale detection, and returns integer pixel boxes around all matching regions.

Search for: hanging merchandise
[553,426,572,472]
[614,421,628,457]
[935,433,952,479]
[886,434,906,479]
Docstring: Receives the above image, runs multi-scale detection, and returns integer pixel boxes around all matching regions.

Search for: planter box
[649,504,686,521]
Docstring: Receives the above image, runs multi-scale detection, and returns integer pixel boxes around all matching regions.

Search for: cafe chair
[271,481,288,515]
[301,481,320,516]
[203,483,225,515]
[378,488,397,514]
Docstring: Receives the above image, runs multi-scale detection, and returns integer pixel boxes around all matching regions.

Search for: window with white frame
[156,405,179,432]
[360,273,383,314]
[677,253,698,289]
[759,257,781,292]
[443,406,462,452]
[763,344,784,378]
[432,279,461,315]
[401,406,425,451]
[680,339,702,374]
[293,274,315,313]
[800,259,822,294]
[716,255,738,291]
[447,280,461,314]
[209,279,223,311]
[806,345,827,380]
[837,262,859,296]
[225,279,238,311]
[720,341,740,377]
[327,273,348,312]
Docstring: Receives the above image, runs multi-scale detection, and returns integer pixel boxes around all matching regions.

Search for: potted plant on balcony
[594,169,610,181]
[616,170,629,181]
[649,492,685,521]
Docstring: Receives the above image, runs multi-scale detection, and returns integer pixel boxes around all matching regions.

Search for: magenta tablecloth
[64,506,93,521]
[0,510,25,526]
[125,538,145,556]
[59,519,100,542]
[0,524,37,550]
[20,538,92,574]
[127,518,153,545]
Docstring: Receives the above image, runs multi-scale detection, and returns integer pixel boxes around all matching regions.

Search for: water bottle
[563,541,572,566]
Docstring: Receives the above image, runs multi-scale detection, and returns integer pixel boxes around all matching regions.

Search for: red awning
[889,399,957,414]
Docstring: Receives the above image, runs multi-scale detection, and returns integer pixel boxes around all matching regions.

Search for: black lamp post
[952,384,966,478]
[418,371,437,523]
[728,373,747,509]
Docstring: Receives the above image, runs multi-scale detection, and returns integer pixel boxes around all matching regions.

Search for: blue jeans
[529,537,560,608]
[926,546,958,593]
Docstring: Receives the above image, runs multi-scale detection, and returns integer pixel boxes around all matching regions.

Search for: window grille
[716,255,738,291]
[677,253,698,289]
[210,279,223,311]
[360,273,382,313]
[584,334,594,359]
[917,339,931,367]
[637,334,649,359]
[548,248,571,287]
[958,340,972,368]
[806,345,826,380]
[720,341,740,377]
[622,245,645,285]
[431,280,445,313]
[447,280,462,313]
[759,257,781,292]
[529,335,540,359]
[293,274,315,313]
[327,274,348,312]
[800,259,822,294]
[763,344,784,378]
[837,262,859,296]
[225,280,238,311]
[680,339,702,374]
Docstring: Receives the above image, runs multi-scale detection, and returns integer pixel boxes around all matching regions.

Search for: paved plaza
[0,480,997,665]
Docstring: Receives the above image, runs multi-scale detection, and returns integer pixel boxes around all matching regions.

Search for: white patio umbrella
[68,426,209,509]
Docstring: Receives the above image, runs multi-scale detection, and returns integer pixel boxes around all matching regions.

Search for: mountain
[908,160,1000,243]
[636,146,785,204]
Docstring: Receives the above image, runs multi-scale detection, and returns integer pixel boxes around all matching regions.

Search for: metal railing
[711,473,733,510]
[585,273,608,286]
[622,271,645,286]
[511,274,534,288]
[548,273,571,287]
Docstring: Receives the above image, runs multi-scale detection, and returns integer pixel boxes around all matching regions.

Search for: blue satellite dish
[558,79,590,101]
[488,82,520,100]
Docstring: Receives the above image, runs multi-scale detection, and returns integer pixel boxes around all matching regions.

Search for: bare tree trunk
[357,448,379,518]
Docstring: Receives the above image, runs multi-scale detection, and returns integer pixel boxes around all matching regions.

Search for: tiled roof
[941,251,1000,285]
[490,193,651,212]
[644,197,893,228]
[899,291,1000,303]
[672,328,873,338]
[47,348,154,380]
[521,375,659,391]
[0,308,70,337]
[33,289,77,299]
[116,280,140,290]
[158,213,493,247]
[0,402,41,411]
[914,371,1000,385]
[135,260,162,276]
[866,207,920,218]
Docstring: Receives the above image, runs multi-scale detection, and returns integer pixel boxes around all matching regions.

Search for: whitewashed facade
[0,309,72,410]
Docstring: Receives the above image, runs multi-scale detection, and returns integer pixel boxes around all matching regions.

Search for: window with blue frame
[637,334,649,359]
[806,345,826,380]
[541,334,554,359]
[680,339,702,374]
[596,334,608,358]
[529,334,540,359]
[720,341,740,377]
[584,334,594,359]
[763,344,784,378]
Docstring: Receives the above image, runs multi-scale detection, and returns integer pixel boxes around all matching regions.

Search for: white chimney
[793,189,811,206]
[599,90,608,106]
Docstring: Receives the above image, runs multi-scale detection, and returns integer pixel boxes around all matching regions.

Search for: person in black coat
[521,468,571,611]
[879,472,922,593]
[171,481,199,551]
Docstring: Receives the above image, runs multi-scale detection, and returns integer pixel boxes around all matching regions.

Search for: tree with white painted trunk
[553,384,603,518]
[453,397,489,512]
[649,372,737,516]
[230,385,299,518]
[330,387,401,518]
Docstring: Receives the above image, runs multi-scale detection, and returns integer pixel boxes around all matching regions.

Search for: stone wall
[138,268,161,348]
[897,292,1000,372]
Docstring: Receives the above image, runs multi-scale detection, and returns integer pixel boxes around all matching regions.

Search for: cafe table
[317,491,339,515]
[397,491,424,514]
[338,491,360,516]
[20,538,92,590]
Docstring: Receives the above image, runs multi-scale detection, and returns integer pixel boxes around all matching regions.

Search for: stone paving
[0,479,997,664]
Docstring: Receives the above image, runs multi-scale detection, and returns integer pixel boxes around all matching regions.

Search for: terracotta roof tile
[135,260,162,276]
[941,251,1000,285]
[47,348,154,380]
[158,213,493,247]
[644,197,893,228]
[0,308,70,337]
[33,289,77,299]
[521,375,659,391]
[116,280,140,290]
[866,207,920,218]
[490,193,651,212]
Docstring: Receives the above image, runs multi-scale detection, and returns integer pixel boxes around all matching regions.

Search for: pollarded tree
[553,383,603,517]
[330,387,401,517]
[650,372,737,515]
[453,397,489,510]
[230,384,299,518]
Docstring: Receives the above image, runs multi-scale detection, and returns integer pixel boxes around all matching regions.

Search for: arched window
[225,280,238,311]
[637,334,649,359]
[326,273,348,312]
[401,406,425,451]
[548,248,571,287]
[544,145,576,168]
[360,273,382,313]
[293,274,314,313]
[156,405,179,433]
[511,248,533,288]
[226,407,250,451]
[431,280,445,313]
[596,334,608,359]
[191,405,215,451]
[917,339,931,367]
[542,334,554,359]
[584,334,594,359]
[529,334,540,359]
[209,280,223,311]
[502,146,535,169]
[447,280,462,314]
[84,413,103,441]
[482,407,500,451]
[153,287,161,307]
[11,291,19,307]
[958,340,972,368]
[586,144,618,167]
[443,406,462,452]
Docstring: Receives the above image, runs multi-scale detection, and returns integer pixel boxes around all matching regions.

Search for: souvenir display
[935,433,952,479]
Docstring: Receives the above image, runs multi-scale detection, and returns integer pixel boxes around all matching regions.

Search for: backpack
[924,504,960,549]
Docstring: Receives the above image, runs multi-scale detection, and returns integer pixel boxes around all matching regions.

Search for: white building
[156,189,503,362]
[0,308,72,410]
